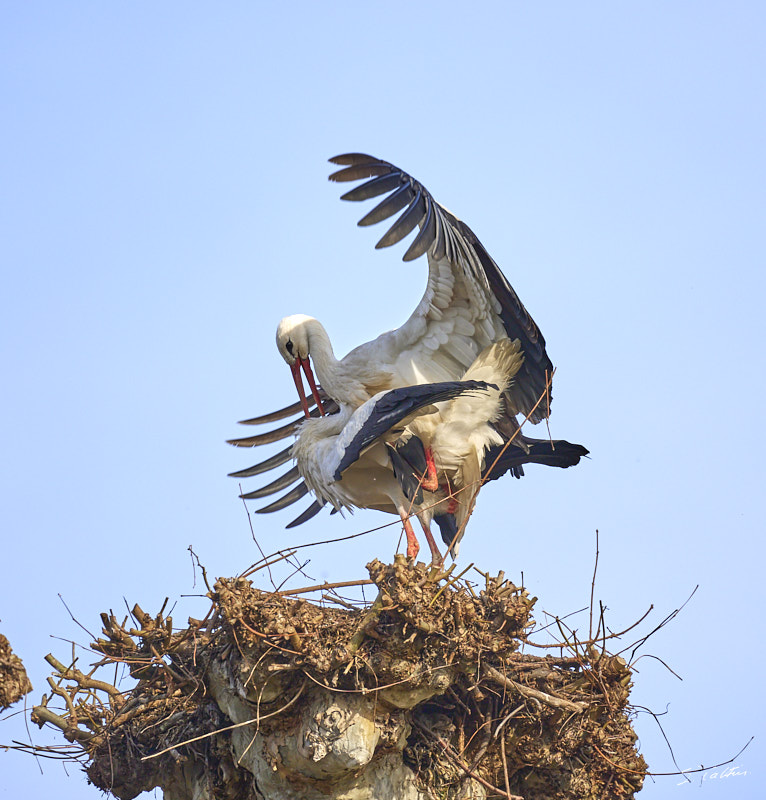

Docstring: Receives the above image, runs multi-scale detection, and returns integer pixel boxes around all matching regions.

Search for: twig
[301,664,451,696]
[57,595,97,642]
[493,703,527,738]
[438,372,557,561]
[240,550,297,580]
[594,736,753,778]
[482,369,555,485]
[279,579,375,596]
[631,653,683,681]
[46,678,78,724]
[275,558,312,592]
[589,529,599,641]
[237,620,302,655]
[544,367,553,442]
[500,732,512,799]
[484,665,587,713]
[239,484,277,589]
[141,679,307,761]
[526,604,654,649]
[412,718,523,800]
[624,586,698,663]
[43,655,124,708]
[279,517,406,553]
[29,707,93,743]
[285,553,316,583]
[428,563,474,607]
[187,546,211,592]
[321,593,356,609]
[631,704,684,776]
[532,606,588,636]
[5,741,88,761]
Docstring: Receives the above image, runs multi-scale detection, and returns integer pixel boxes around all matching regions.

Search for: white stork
[273,153,553,420]
[228,154,588,554]
[290,339,524,564]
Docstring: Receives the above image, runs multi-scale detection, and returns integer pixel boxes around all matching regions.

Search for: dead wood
[29,557,646,799]
[0,633,32,710]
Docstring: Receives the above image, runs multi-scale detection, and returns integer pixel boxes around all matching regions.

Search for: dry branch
[27,557,647,800]
[0,633,32,710]
[483,664,588,713]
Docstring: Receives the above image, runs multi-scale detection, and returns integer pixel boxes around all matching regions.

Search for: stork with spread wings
[228,154,587,561]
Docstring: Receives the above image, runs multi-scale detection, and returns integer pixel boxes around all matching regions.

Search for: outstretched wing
[329,153,553,423]
[227,393,339,528]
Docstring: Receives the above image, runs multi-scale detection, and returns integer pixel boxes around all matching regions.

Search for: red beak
[290,356,326,419]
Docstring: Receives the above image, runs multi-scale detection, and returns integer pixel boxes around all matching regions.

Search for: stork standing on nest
[229,154,587,557]
[289,338,524,564]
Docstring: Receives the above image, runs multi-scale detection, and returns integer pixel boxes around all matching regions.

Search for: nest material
[0,633,32,710]
[31,557,646,799]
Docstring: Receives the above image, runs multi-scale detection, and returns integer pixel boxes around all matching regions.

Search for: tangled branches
[29,557,646,799]
[0,633,32,711]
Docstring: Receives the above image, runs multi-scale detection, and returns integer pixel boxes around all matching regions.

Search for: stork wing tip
[328,152,375,166]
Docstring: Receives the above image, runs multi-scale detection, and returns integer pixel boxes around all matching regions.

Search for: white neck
[286,316,373,407]
[303,319,366,406]
[303,318,339,382]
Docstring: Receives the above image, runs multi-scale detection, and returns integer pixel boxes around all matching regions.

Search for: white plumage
[289,340,524,563]
[229,153,588,560]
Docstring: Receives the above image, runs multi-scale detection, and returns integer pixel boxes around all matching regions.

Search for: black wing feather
[374,189,424,249]
[328,162,392,183]
[341,172,404,202]
[228,398,339,447]
[227,419,301,447]
[254,482,309,514]
[387,436,428,504]
[334,380,495,480]
[228,444,293,478]
[286,500,325,529]
[329,152,554,421]
[403,196,436,261]
[237,399,310,425]
[238,466,300,499]
[358,183,412,227]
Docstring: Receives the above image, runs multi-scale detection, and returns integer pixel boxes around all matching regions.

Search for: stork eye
[286,340,294,355]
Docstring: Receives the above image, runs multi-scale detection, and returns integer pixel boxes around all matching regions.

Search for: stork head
[276,315,326,419]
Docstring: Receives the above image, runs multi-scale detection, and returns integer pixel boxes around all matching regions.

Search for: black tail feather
[434,513,458,549]
[483,439,589,483]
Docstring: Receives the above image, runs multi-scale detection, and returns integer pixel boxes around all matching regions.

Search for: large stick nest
[31,557,646,799]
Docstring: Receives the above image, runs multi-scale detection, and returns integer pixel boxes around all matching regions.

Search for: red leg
[421,448,439,492]
[419,519,444,567]
[402,515,420,559]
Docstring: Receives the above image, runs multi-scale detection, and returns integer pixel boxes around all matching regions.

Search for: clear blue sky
[2,3,764,798]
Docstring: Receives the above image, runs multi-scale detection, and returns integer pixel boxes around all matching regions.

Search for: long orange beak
[290,356,326,419]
